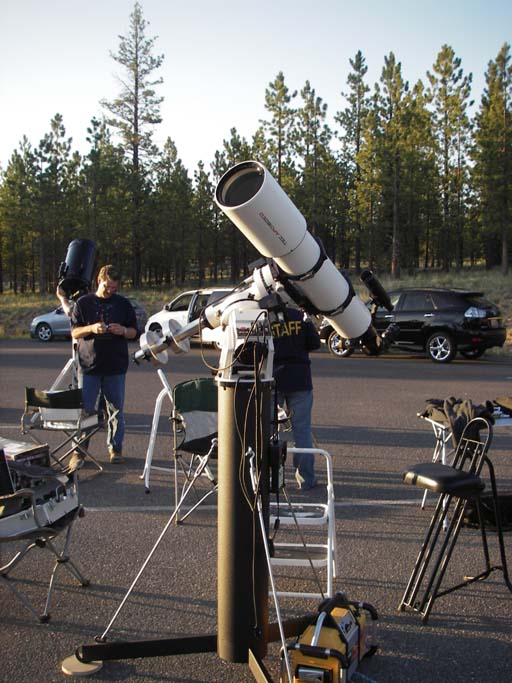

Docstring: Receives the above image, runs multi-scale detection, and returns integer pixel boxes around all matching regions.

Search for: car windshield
[208,290,231,305]
[168,293,194,312]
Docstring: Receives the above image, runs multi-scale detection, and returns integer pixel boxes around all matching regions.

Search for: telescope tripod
[50,341,80,391]
[64,379,311,681]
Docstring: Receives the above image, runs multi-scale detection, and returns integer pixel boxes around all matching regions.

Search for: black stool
[399,416,512,623]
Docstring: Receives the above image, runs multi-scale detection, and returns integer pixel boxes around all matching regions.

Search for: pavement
[0,340,511,683]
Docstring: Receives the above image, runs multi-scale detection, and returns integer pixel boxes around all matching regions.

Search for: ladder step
[270,503,328,525]
[271,543,329,566]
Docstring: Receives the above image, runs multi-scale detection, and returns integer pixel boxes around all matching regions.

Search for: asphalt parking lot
[0,340,511,683]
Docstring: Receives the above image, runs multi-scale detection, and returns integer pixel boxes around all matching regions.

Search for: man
[70,265,138,464]
[271,306,321,491]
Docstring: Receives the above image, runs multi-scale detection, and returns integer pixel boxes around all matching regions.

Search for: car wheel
[328,331,354,357]
[148,323,162,334]
[459,348,486,360]
[426,332,456,363]
[35,322,53,342]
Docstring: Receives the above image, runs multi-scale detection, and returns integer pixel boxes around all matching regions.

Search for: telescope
[58,238,97,301]
[360,269,394,312]
[134,161,387,366]
[78,162,392,679]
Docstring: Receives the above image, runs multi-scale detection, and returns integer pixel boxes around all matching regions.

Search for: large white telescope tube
[215,161,373,341]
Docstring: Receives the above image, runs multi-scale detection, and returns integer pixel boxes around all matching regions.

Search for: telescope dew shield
[215,161,372,341]
[58,238,97,299]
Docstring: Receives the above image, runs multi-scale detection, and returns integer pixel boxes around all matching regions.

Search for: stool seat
[403,462,485,497]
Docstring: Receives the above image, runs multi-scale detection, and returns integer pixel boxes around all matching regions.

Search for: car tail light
[464,306,488,319]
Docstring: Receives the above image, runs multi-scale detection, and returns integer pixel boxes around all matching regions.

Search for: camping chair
[171,377,218,523]
[399,416,512,623]
[0,447,89,622]
[21,387,103,472]
[141,373,218,523]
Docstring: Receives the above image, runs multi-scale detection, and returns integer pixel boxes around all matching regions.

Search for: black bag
[493,396,512,416]
[463,492,512,531]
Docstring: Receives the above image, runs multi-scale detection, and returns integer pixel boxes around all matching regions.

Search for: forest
[0,2,511,295]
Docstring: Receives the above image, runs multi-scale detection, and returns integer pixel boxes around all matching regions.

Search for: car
[319,287,507,363]
[145,287,234,348]
[30,306,71,342]
[30,297,148,342]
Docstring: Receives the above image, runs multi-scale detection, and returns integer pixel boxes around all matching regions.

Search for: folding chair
[399,416,512,623]
[140,373,218,522]
[0,448,89,622]
[21,387,103,472]
[171,377,218,523]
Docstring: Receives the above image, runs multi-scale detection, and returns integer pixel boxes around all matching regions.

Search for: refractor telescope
[135,161,389,366]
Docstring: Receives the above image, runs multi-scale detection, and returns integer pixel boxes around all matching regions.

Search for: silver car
[30,298,148,342]
[30,306,71,341]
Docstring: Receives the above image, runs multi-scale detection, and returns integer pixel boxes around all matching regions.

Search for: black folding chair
[21,387,103,471]
[399,416,512,623]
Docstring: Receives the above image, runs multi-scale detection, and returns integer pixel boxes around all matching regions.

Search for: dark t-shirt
[71,293,137,375]
[272,308,321,393]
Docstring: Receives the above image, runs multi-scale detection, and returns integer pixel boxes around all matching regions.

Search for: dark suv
[320,287,506,363]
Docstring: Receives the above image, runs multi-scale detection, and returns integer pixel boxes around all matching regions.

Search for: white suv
[145,288,233,348]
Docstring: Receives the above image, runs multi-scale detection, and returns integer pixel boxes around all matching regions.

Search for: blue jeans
[276,390,316,488]
[82,373,126,452]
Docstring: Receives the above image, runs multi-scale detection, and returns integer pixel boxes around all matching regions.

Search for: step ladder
[270,447,337,599]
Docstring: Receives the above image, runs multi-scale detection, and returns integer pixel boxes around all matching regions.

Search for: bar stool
[399,416,512,623]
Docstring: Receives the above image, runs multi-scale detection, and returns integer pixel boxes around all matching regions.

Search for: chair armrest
[21,409,42,433]
[0,488,44,527]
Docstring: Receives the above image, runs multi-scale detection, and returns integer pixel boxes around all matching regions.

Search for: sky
[1,0,510,174]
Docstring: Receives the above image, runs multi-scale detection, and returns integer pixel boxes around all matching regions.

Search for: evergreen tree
[192,162,215,285]
[80,117,130,270]
[101,1,164,286]
[401,81,440,271]
[472,43,512,273]
[293,81,333,250]
[152,138,193,285]
[427,45,473,270]
[35,114,77,293]
[260,71,297,183]
[364,53,409,278]
[335,51,370,271]
[221,128,255,279]
[0,139,38,292]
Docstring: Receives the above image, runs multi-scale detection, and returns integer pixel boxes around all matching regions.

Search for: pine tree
[335,51,370,271]
[260,71,297,184]
[101,1,164,286]
[35,114,77,292]
[193,162,215,285]
[472,43,512,274]
[293,81,333,250]
[221,128,255,279]
[0,139,38,292]
[427,45,473,270]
